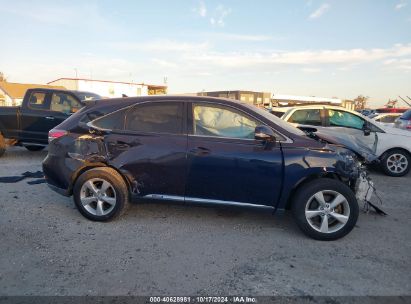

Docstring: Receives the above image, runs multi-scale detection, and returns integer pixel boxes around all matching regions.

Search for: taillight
[48,129,68,143]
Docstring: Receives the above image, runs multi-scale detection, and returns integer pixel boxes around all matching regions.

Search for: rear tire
[381,149,410,177]
[292,178,359,241]
[25,145,45,152]
[0,133,5,157]
[73,167,130,221]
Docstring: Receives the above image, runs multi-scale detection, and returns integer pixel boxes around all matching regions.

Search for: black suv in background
[0,88,101,157]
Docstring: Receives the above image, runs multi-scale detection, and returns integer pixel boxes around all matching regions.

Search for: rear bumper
[42,153,74,196]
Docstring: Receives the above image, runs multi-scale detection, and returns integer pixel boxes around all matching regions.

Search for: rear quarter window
[91,108,128,130]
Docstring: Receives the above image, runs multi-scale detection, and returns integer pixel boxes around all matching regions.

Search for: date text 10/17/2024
[149,296,257,303]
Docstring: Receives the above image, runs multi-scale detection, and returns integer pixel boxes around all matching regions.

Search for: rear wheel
[0,133,5,157]
[292,178,359,241]
[381,149,410,177]
[73,167,130,221]
[25,145,45,152]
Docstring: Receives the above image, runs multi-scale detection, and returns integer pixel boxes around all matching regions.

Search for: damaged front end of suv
[308,130,385,214]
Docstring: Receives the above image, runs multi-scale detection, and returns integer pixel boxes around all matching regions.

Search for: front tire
[73,167,130,221]
[25,145,45,152]
[292,178,359,241]
[381,149,410,177]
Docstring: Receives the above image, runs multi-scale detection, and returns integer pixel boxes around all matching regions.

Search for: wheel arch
[379,147,411,160]
[69,164,133,197]
[283,172,344,210]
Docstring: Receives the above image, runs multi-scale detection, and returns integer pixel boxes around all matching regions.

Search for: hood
[379,125,411,137]
[311,129,378,163]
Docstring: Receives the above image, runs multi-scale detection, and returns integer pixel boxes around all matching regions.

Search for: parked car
[0,88,101,157]
[281,105,411,176]
[394,109,411,131]
[360,109,376,116]
[269,107,291,118]
[372,113,402,127]
[43,96,376,240]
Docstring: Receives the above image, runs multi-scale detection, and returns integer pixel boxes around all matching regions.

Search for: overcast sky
[0,0,410,106]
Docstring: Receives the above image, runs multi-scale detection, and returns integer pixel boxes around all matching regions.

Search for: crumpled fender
[276,144,363,210]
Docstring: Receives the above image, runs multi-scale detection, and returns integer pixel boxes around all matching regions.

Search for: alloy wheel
[305,190,350,234]
[80,178,117,216]
[387,153,408,174]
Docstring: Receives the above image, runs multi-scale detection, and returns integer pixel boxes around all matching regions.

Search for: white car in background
[372,113,402,127]
[269,107,292,118]
[280,105,411,176]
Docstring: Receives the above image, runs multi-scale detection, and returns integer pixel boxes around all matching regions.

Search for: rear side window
[125,102,184,134]
[400,110,411,120]
[92,108,128,130]
[288,109,322,126]
[50,92,82,114]
[28,92,47,109]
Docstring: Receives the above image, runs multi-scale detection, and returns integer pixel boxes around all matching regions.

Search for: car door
[185,102,283,207]
[325,108,376,148]
[20,90,80,143]
[20,90,54,143]
[100,101,188,199]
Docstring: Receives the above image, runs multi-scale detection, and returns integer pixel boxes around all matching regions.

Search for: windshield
[242,103,305,136]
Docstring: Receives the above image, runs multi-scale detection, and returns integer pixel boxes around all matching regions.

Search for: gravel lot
[0,146,410,296]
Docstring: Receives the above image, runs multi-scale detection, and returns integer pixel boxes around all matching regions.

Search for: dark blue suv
[43,96,369,240]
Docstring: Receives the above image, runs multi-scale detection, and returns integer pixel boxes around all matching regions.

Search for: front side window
[125,102,183,134]
[193,104,258,139]
[288,109,322,126]
[328,110,365,130]
[28,92,47,109]
[50,93,82,114]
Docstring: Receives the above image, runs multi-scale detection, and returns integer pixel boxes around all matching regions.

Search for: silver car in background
[394,109,411,131]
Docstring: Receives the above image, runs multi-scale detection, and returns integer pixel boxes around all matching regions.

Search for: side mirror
[255,125,276,142]
[363,125,371,136]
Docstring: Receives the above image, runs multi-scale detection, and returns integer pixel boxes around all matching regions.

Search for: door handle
[45,116,55,120]
[110,140,130,149]
[189,146,210,156]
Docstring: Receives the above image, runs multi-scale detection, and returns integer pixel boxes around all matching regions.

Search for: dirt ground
[0,147,410,296]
